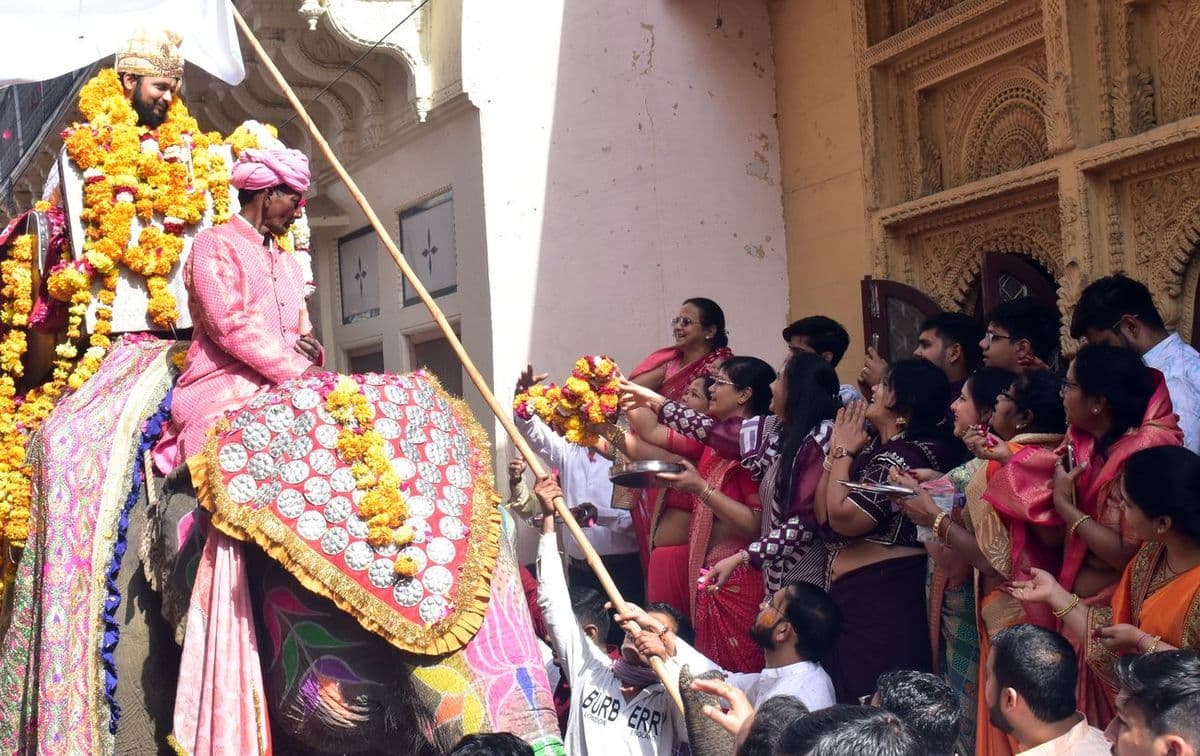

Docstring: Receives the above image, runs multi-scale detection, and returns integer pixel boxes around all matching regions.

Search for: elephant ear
[679,665,736,756]
[191,370,503,656]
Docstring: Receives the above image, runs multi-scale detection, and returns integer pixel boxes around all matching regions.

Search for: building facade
[771,0,1200,380]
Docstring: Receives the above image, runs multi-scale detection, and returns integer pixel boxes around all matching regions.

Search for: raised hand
[515,363,550,397]
[692,678,754,736]
[1004,567,1068,605]
[830,400,870,456]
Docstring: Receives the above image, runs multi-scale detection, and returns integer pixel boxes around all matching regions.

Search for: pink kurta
[154,214,320,472]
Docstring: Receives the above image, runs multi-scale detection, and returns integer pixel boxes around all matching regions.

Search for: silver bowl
[609,460,684,488]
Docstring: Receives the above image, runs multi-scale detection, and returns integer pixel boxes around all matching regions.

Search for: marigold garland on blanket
[324,376,418,577]
[513,355,620,446]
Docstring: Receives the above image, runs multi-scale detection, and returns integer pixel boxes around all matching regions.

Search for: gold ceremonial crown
[114,28,184,80]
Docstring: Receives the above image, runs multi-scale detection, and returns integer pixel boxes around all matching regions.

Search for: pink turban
[230,148,311,194]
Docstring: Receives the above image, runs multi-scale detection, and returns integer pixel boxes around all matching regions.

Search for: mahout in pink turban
[230,148,311,194]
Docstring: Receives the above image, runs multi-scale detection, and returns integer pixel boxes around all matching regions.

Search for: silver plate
[837,480,916,497]
[608,460,684,488]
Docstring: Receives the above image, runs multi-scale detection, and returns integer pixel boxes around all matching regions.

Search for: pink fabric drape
[154,216,320,473]
[982,441,1064,629]
[627,346,731,568]
[1059,371,1182,594]
[172,530,272,755]
[687,448,764,673]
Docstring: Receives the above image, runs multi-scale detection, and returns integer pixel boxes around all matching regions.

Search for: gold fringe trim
[189,371,502,656]
[166,732,189,755]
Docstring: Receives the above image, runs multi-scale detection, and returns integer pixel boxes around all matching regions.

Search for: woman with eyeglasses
[1007,444,1200,701]
[891,368,1065,756]
[623,350,843,597]
[614,357,774,672]
[622,298,733,573]
[814,358,969,704]
[1046,343,1181,728]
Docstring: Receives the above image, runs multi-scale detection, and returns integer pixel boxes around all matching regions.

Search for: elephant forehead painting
[194,371,499,656]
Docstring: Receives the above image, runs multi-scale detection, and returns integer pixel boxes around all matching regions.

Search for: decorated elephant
[0,336,562,755]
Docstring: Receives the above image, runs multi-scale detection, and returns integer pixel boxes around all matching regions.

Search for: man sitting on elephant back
[153,147,323,475]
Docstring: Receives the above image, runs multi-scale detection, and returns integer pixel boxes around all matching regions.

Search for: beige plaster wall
[768,0,872,384]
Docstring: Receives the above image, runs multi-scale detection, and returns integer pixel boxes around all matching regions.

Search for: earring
[1016,423,1027,430]
[895,417,907,427]
[1092,407,1100,415]
[705,335,712,340]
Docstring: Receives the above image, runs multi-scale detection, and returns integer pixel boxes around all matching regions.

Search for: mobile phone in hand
[1063,442,1075,472]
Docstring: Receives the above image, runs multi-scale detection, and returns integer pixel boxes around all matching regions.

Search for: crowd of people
[483,278,1200,756]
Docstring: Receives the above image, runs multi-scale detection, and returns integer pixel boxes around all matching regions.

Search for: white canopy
[0,0,244,86]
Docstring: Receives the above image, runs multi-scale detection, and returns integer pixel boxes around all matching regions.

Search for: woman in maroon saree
[816,358,969,703]
[625,298,732,573]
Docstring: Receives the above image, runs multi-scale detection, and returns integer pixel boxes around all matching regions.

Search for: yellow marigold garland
[0,233,37,549]
[513,355,621,446]
[62,68,231,331]
[325,377,417,576]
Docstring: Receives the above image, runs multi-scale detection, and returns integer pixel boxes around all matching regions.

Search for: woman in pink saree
[1053,344,1181,729]
[625,298,732,576]
[894,369,1067,756]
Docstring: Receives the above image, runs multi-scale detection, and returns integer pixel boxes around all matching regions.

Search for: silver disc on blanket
[608,460,684,488]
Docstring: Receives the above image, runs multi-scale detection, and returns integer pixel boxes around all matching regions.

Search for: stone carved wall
[852,0,1200,348]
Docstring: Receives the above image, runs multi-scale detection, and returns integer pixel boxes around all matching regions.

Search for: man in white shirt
[1070,274,1200,453]
[620,580,838,713]
[514,364,643,639]
[987,624,1111,755]
[534,476,703,756]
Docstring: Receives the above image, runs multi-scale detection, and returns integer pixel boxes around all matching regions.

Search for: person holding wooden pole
[227,6,683,711]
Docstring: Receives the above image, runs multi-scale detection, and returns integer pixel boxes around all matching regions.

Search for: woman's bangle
[822,455,833,472]
[1052,593,1081,619]
[1137,631,1150,651]
[700,483,715,503]
[1145,635,1161,653]
[1068,514,1092,538]
[738,549,749,566]
[931,512,949,539]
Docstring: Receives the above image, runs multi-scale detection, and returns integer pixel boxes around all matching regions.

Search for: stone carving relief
[935,53,1049,188]
[898,0,968,29]
[1127,163,1200,328]
[1111,67,1158,138]
[1153,0,1200,125]
[854,0,1200,350]
[910,203,1061,310]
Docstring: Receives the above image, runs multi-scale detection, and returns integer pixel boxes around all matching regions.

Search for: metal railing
[0,66,93,215]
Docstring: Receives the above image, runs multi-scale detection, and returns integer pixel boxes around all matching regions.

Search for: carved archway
[954,68,1049,183]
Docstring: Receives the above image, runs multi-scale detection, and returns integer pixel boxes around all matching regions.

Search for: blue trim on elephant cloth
[100,388,174,734]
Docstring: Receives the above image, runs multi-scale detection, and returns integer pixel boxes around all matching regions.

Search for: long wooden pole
[230,8,683,711]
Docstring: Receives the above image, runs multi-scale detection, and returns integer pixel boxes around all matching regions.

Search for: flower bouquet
[513,355,621,446]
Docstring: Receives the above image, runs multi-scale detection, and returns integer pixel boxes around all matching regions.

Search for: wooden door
[860,276,943,361]
[979,252,1057,316]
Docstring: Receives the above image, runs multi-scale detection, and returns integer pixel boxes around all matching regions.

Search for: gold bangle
[1146,635,1161,653]
[1052,593,1080,619]
[700,483,715,503]
[931,512,949,539]
[823,455,833,472]
[1068,515,1092,538]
